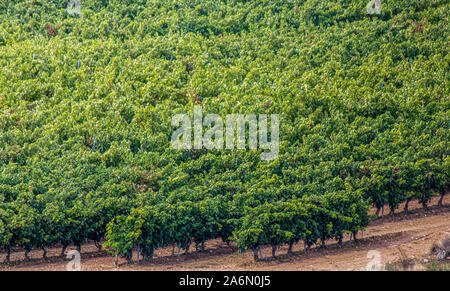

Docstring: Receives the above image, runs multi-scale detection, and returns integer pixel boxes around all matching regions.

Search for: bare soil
[1,195,449,271]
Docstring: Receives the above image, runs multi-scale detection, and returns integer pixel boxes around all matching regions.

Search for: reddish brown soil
[1,196,449,271]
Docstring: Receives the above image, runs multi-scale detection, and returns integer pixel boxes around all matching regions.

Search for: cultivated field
[2,196,449,271]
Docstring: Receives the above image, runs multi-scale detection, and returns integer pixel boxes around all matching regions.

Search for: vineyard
[0,0,449,265]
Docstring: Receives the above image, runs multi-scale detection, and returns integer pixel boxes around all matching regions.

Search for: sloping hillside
[0,0,448,264]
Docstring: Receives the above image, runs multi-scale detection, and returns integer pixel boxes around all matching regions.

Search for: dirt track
[1,196,449,271]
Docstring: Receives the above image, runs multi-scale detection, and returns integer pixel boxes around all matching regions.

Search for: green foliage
[0,0,448,261]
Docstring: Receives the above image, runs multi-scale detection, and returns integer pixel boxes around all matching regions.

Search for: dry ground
[1,195,449,271]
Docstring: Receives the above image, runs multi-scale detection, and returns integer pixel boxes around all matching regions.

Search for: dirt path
[1,196,449,271]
